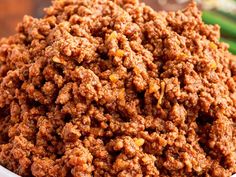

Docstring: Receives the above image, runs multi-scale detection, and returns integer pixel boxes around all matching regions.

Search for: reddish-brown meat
[0,0,235,177]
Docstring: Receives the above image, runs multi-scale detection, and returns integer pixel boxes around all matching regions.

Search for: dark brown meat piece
[0,0,235,177]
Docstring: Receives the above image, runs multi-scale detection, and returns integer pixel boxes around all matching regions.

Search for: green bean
[202,11,236,38]
[217,10,236,21]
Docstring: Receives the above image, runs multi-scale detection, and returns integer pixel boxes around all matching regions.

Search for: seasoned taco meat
[0,0,235,176]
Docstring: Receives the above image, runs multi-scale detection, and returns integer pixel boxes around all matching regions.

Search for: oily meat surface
[0,0,235,176]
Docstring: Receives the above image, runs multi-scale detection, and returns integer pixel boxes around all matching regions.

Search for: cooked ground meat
[0,0,235,177]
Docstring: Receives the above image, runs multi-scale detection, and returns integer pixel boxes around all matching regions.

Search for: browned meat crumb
[0,0,235,177]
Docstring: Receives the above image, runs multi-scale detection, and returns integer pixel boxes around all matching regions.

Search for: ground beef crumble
[0,0,235,176]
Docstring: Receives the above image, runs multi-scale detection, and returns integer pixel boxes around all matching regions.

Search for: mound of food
[0,0,235,176]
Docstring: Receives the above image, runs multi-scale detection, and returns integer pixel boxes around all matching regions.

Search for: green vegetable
[202,11,236,38]
[217,10,236,21]
[220,38,236,54]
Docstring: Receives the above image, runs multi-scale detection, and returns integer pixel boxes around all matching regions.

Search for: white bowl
[0,166,20,177]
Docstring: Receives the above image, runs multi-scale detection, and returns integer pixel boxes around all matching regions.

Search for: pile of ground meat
[0,0,235,176]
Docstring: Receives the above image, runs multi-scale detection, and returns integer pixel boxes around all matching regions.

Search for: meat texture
[0,0,235,177]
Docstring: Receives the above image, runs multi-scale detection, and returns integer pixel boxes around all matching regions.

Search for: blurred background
[0,0,51,37]
[0,0,235,54]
